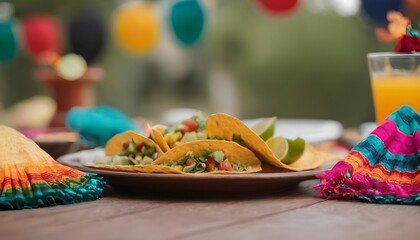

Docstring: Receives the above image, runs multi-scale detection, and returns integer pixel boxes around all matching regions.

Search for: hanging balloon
[0,19,18,63]
[69,9,106,64]
[256,0,299,16]
[113,2,158,55]
[0,2,18,63]
[168,0,206,47]
[360,0,404,27]
[21,14,62,59]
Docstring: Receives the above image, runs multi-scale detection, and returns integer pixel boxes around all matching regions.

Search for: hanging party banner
[167,0,206,47]
[0,19,18,63]
[0,2,18,63]
[256,0,299,16]
[113,2,159,54]
[21,14,62,59]
[360,0,404,27]
[69,9,106,64]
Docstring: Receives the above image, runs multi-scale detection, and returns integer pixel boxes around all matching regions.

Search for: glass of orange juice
[367,52,420,124]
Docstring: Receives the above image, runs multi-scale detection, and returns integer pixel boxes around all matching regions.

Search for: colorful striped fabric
[0,126,105,210]
[315,105,420,204]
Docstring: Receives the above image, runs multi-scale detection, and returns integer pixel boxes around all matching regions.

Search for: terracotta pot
[34,66,104,127]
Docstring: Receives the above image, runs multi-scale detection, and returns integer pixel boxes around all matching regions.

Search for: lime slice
[251,117,276,141]
[266,136,288,160]
[266,136,305,164]
[56,53,87,81]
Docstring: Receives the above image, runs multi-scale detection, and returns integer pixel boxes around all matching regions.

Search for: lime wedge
[284,137,305,164]
[251,117,276,141]
[266,136,305,164]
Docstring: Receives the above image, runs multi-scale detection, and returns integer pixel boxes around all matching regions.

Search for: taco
[86,131,174,173]
[206,113,336,171]
[150,125,171,152]
[153,140,262,174]
[150,114,207,152]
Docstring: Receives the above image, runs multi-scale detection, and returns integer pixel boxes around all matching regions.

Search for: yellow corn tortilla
[150,126,171,152]
[85,131,172,173]
[87,164,181,173]
[287,144,340,171]
[206,113,338,171]
[104,130,163,156]
[153,140,262,174]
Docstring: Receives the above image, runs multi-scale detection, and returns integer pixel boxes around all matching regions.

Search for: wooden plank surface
[1,180,419,240]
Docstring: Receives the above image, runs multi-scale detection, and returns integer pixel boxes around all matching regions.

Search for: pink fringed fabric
[315,106,420,204]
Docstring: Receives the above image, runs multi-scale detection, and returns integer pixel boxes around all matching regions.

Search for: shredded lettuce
[210,151,224,163]
[193,113,207,132]
[233,162,247,171]
[160,150,248,173]
[198,150,211,162]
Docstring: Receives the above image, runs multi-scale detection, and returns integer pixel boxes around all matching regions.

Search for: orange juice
[370,75,420,123]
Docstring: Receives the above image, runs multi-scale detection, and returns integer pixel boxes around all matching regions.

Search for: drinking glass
[367,52,420,123]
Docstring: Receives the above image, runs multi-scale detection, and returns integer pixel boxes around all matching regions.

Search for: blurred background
[0,0,403,128]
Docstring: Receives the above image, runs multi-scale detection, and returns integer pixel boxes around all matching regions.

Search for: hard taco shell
[87,131,171,173]
[104,130,163,156]
[150,126,171,152]
[86,164,181,173]
[153,140,262,174]
[206,114,337,171]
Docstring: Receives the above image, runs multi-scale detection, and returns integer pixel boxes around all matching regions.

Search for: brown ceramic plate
[58,149,329,197]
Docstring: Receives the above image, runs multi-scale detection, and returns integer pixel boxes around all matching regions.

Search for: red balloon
[22,15,62,59]
[257,0,299,15]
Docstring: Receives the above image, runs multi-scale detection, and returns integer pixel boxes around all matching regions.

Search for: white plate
[359,122,377,137]
[242,119,343,143]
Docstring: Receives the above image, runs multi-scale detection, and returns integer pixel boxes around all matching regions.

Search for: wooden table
[1,180,419,240]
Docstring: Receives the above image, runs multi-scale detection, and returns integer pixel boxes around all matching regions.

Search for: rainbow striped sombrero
[0,126,105,210]
[315,105,420,204]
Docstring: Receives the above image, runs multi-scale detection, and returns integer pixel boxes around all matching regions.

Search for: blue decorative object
[66,106,143,147]
[360,0,404,27]
[168,0,206,46]
[0,19,18,62]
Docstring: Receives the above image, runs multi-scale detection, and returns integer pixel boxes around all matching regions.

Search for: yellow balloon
[113,2,158,54]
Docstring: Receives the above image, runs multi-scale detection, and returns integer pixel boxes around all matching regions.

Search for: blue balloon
[168,0,206,46]
[66,106,144,148]
[360,0,404,27]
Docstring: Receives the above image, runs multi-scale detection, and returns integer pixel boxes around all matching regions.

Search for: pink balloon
[256,0,299,16]
[21,14,62,59]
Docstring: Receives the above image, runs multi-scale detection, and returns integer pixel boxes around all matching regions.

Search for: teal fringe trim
[356,193,420,205]
[0,173,106,210]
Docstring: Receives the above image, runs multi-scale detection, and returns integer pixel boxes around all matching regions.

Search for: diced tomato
[136,143,143,152]
[180,124,191,134]
[205,157,216,171]
[206,164,215,172]
[206,157,216,166]
[185,158,194,166]
[218,160,233,171]
[182,118,198,132]
[122,142,129,149]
